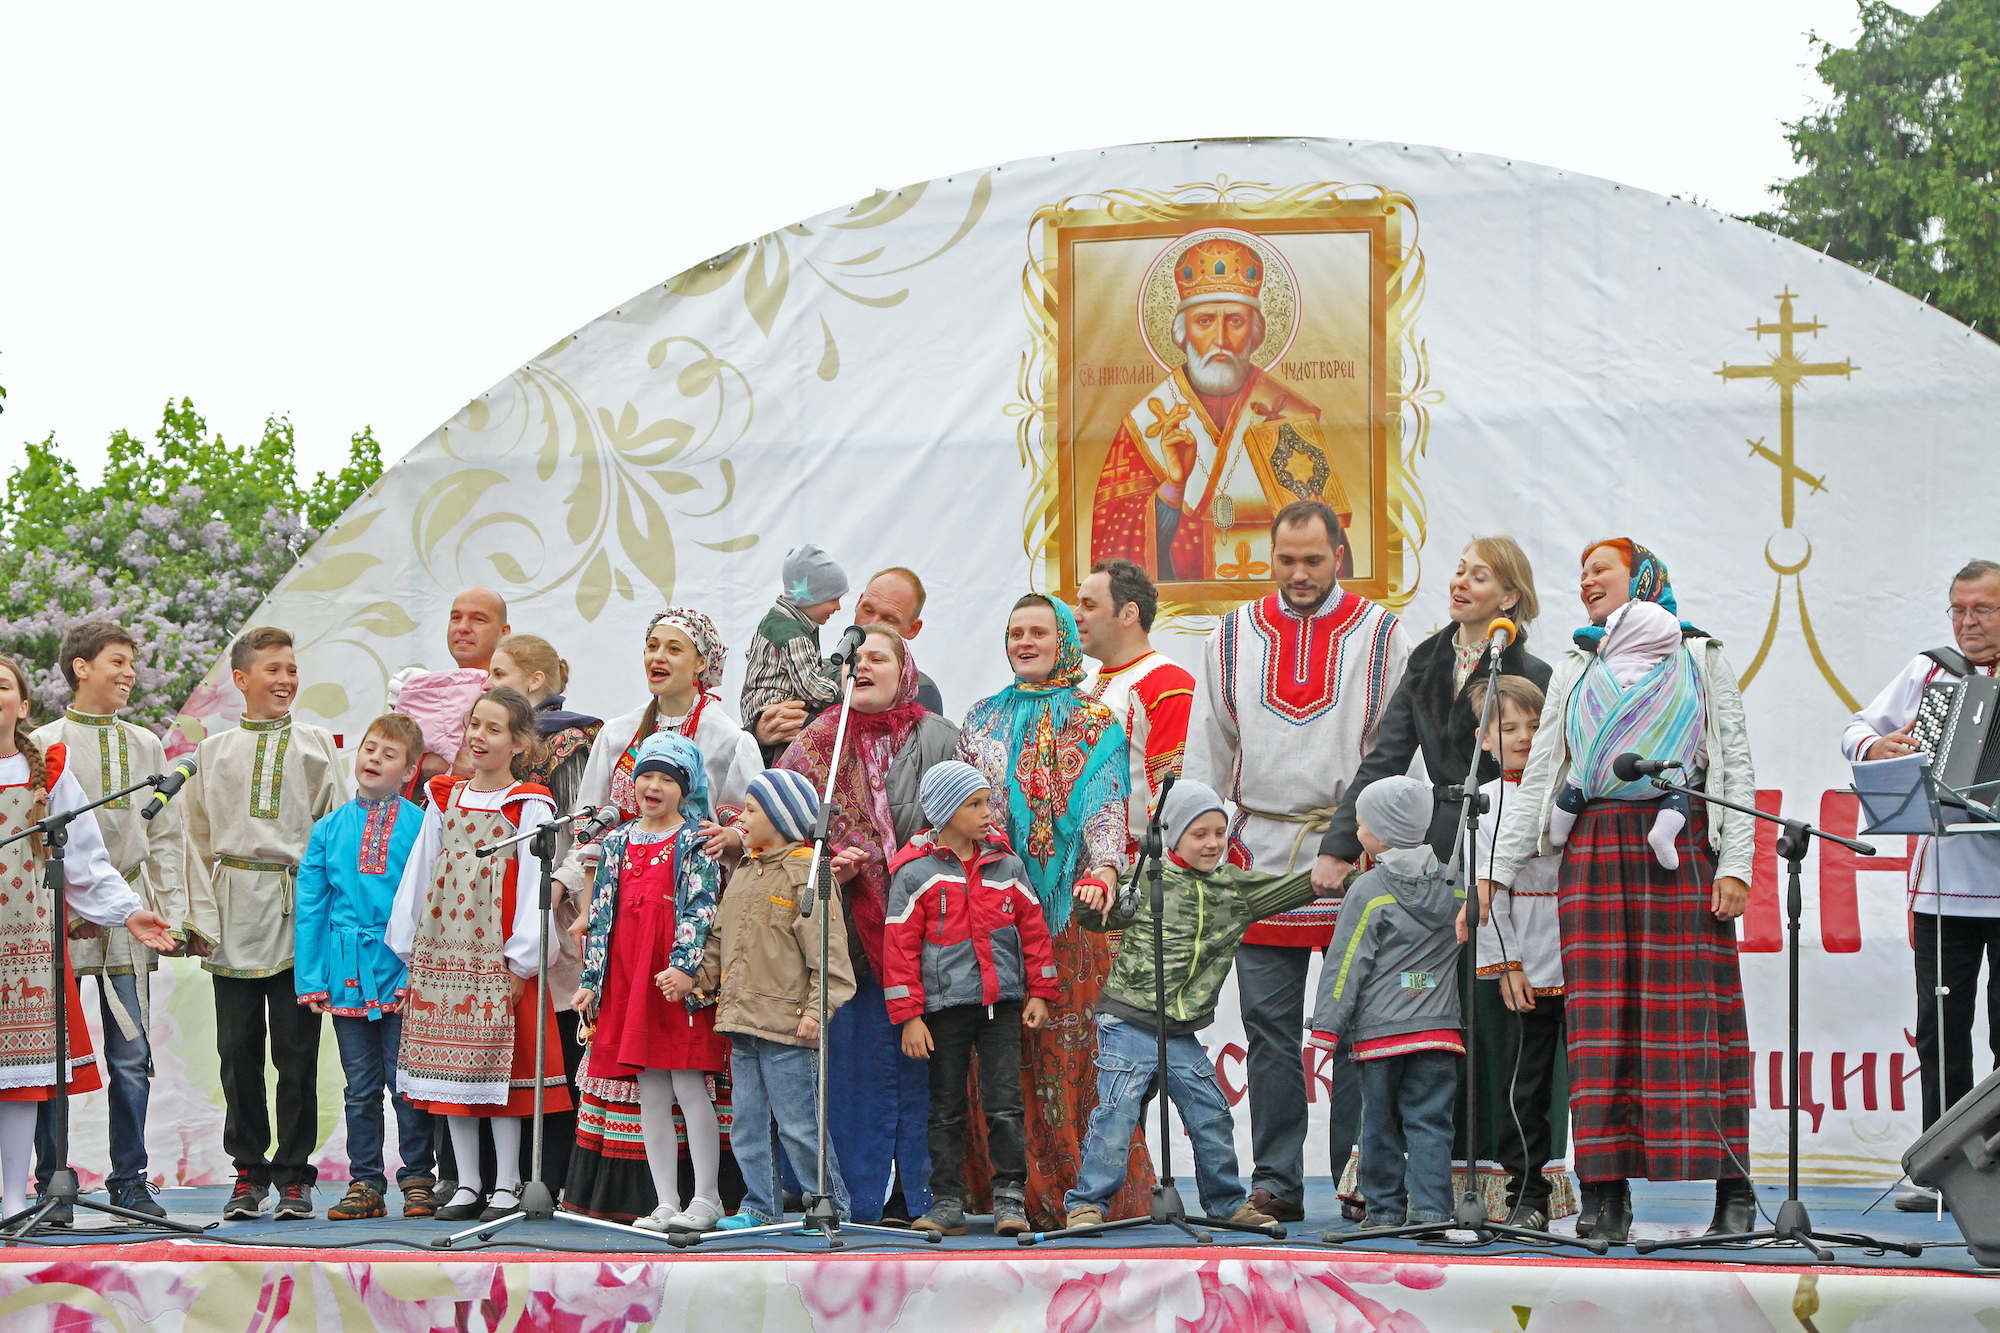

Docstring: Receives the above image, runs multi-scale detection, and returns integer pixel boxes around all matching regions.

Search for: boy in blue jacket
[295,714,435,1220]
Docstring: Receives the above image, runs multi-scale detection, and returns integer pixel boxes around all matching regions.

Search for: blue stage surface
[0,1177,1979,1268]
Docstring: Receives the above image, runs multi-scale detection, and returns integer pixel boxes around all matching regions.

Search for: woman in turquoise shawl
[954,594,1152,1228]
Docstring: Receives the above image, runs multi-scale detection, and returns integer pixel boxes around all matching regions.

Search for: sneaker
[30,1195,73,1229]
[274,1182,314,1220]
[223,1177,268,1221]
[632,1205,678,1232]
[992,1187,1030,1237]
[667,1197,723,1232]
[1064,1204,1105,1230]
[1228,1201,1278,1228]
[400,1178,437,1218]
[479,1188,524,1222]
[109,1180,168,1219]
[912,1197,967,1236]
[717,1211,765,1231]
[328,1181,386,1221]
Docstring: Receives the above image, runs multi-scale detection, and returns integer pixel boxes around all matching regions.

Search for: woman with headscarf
[556,607,759,1221]
[775,624,959,1223]
[1483,539,1755,1244]
[952,594,1152,1230]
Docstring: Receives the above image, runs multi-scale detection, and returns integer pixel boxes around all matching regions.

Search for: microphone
[140,758,198,822]
[1486,616,1518,656]
[827,624,868,667]
[570,805,623,843]
[1611,752,1683,782]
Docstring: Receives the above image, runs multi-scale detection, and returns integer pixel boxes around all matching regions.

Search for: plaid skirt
[1559,800,1751,1182]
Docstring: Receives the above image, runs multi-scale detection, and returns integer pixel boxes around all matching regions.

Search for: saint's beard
[1182,346,1251,397]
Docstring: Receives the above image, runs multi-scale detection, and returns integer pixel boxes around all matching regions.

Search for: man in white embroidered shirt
[1844,558,2000,1211]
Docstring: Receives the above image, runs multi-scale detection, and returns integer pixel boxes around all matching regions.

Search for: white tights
[637,1068,718,1216]
[446,1115,523,1207]
[0,1102,36,1218]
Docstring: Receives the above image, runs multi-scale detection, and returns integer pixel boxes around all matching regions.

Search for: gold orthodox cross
[1716,289,1855,527]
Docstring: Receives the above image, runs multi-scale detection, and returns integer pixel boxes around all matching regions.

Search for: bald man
[394,587,513,789]
[447,588,510,671]
[853,567,944,715]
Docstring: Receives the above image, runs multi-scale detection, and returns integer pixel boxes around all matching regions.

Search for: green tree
[0,399,383,735]
[1751,0,2000,333]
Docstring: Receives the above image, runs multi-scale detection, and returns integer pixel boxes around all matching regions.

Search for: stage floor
[1,1180,1990,1332]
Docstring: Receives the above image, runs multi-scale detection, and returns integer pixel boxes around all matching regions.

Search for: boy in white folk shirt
[29,622,192,1224]
[183,627,348,1221]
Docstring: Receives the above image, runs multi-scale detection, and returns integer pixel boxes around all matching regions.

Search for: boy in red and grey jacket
[883,760,1055,1238]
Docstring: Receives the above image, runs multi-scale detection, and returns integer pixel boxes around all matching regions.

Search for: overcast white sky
[2,0,1932,487]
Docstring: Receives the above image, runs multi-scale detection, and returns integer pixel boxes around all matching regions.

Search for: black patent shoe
[1592,1179,1632,1243]
[1704,1177,1758,1237]
[1573,1180,1603,1238]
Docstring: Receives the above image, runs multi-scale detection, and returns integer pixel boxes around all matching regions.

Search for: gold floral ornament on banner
[666,173,994,381]
[1016,171,1436,625]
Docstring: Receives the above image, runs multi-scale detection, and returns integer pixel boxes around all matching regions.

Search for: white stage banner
[120,137,2000,1189]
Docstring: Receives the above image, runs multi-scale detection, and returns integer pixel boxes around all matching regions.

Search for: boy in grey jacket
[1307,775,1464,1228]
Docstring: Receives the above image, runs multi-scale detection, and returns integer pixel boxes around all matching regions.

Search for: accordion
[1913,673,2000,810]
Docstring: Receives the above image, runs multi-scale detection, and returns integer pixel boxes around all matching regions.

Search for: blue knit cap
[919,760,991,830]
[632,732,710,820]
[746,769,819,844]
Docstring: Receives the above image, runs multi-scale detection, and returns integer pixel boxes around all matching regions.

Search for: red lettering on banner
[1831,1051,1877,1110]
[1819,791,1913,952]
[1743,790,1787,951]
[1891,1053,1922,1112]
[1214,1042,1247,1105]
[1304,1045,1335,1103]
[1768,1051,1827,1132]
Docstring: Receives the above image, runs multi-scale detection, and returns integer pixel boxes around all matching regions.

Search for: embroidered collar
[357,793,399,812]
[240,714,293,733]
[64,708,118,727]
[1096,653,1153,678]
[625,824,678,845]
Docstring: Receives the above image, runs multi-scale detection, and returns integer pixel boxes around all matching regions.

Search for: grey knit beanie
[783,544,849,607]
[1356,775,1433,851]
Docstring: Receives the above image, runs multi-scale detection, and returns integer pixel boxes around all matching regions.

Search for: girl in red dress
[389,687,572,1223]
[0,655,174,1223]
[573,732,726,1232]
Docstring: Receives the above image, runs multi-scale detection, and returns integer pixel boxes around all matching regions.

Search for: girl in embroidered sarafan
[387,686,572,1224]
[571,732,727,1232]
[0,654,175,1221]
[954,595,1151,1230]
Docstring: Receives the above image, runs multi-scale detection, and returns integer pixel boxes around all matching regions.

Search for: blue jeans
[331,1013,435,1191]
[36,972,150,1193]
[730,1033,849,1224]
[1357,1049,1459,1225]
[1066,1016,1244,1219]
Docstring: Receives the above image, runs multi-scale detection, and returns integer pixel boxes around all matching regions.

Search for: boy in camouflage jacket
[1065,780,1319,1229]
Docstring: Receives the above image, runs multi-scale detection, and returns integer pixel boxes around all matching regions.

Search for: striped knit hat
[746,769,819,844]
[919,760,991,830]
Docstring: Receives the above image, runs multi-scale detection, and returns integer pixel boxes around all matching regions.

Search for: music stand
[1851,752,2000,1223]
[1635,767,1920,1261]
[0,774,209,1241]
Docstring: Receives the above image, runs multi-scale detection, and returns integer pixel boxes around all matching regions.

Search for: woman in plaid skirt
[1479,539,1756,1244]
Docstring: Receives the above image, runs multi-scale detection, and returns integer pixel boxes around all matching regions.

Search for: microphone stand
[673,645,938,1251]
[1630,772,1921,1261]
[435,808,638,1247]
[1018,775,1286,1247]
[1325,634,1604,1255]
[0,773,211,1240]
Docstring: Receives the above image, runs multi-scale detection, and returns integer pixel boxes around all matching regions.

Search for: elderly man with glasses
[1844,558,2000,1212]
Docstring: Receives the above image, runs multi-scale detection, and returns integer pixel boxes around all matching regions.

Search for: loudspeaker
[1904,1066,2000,1264]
